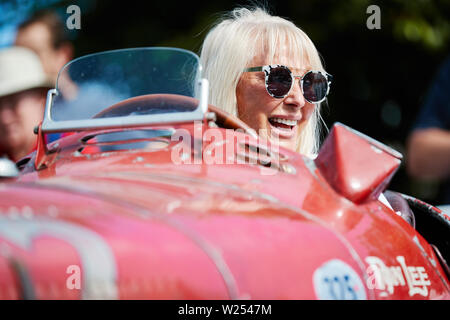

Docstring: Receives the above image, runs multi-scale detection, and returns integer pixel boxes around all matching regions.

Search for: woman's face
[236,48,316,152]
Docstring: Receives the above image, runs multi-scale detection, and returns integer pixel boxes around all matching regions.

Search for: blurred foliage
[1,0,449,203]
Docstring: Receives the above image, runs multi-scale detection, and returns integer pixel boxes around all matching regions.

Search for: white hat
[0,46,54,98]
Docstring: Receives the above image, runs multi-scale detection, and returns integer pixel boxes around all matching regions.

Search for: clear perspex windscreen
[51,47,201,121]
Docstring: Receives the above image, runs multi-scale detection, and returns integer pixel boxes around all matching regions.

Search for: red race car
[0,47,448,300]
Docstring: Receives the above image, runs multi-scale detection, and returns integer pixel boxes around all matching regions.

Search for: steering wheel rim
[93,93,254,134]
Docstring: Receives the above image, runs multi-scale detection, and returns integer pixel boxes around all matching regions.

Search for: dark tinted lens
[267,67,292,98]
[302,72,328,102]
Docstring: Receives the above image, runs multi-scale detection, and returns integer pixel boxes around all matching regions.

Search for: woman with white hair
[200,7,332,157]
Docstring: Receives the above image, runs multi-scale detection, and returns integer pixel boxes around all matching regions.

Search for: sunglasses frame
[244,65,333,103]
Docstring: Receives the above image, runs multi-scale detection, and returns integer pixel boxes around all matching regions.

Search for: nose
[283,77,306,108]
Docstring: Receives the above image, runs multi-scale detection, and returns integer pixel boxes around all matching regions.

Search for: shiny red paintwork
[315,124,402,203]
[0,121,448,300]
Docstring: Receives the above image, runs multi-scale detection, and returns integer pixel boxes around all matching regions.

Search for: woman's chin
[277,139,297,151]
[268,124,298,152]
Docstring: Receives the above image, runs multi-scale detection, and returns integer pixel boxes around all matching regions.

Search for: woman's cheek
[303,103,316,121]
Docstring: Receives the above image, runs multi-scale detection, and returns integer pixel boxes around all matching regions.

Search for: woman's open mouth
[268,117,299,138]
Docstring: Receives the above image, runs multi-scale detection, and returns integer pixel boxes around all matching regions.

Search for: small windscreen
[51,47,201,121]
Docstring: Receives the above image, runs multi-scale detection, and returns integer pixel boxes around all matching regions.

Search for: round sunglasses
[244,65,333,103]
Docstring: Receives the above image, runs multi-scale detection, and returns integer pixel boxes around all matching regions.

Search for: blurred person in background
[15,9,75,142]
[14,9,74,85]
[0,47,53,161]
[407,56,450,208]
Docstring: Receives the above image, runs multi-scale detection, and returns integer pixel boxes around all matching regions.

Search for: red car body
[0,120,448,300]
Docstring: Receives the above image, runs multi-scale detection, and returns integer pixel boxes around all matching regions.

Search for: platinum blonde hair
[200,7,327,156]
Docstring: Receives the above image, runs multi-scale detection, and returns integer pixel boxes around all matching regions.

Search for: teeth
[271,118,298,126]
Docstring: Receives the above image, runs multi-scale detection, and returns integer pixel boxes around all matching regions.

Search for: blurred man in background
[0,47,53,161]
[14,9,74,85]
[14,9,74,142]
[407,56,450,207]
